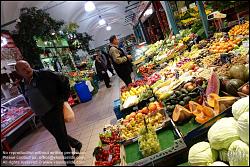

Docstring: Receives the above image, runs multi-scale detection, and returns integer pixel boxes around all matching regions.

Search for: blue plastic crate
[113,99,123,120]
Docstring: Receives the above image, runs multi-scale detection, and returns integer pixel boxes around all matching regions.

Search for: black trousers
[117,72,132,86]
[98,72,110,88]
[40,104,81,166]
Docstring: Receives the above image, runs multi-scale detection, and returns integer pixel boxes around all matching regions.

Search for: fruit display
[119,101,165,140]
[228,21,249,36]
[208,39,240,54]
[137,64,155,77]
[120,85,150,108]
[238,82,249,96]
[163,77,207,114]
[99,130,122,144]
[138,124,161,157]
[93,143,121,166]
[145,73,161,86]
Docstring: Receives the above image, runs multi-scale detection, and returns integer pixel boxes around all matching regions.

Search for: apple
[148,103,157,112]
[136,113,143,120]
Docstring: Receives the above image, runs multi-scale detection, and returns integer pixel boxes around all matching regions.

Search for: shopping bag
[85,80,94,92]
[107,70,112,78]
[63,102,75,123]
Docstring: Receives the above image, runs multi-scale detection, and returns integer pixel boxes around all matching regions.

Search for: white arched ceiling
[1,1,135,48]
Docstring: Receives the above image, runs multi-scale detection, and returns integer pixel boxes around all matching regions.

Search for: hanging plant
[12,7,64,69]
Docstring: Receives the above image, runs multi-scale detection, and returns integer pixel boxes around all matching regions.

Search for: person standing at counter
[108,35,133,86]
[15,60,82,166]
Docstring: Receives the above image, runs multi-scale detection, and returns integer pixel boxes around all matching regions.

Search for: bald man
[15,60,82,166]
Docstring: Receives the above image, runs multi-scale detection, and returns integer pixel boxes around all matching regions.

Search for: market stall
[91,17,249,166]
[1,31,36,152]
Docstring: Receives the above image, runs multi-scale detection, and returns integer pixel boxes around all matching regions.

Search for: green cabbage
[188,142,218,166]
[228,140,249,166]
[237,112,249,144]
[232,96,249,120]
[208,161,228,166]
[208,117,240,150]
[219,149,229,162]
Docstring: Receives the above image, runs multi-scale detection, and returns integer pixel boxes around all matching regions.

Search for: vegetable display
[237,112,249,144]
[188,142,218,166]
[228,140,249,166]
[208,117,240,150]
[232,96,249,120]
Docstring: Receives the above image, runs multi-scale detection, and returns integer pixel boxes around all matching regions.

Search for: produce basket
[176,106,233,147]
[122,120,187,166]
[119,109,170,144]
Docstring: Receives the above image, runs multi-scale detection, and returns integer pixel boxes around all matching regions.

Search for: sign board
[181,6,188,13]
[189,3,196,9]
[133,1,150,25]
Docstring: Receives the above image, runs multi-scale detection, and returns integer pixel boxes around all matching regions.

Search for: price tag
[132,137,138,143]
[242,41,249,49]
[108,154,113,162]
[181,7,187,13]
[175,70,180,79]
[189,3,196,9]
[220,53,231,64]
[133,106,138,110]
[149,97,155,102]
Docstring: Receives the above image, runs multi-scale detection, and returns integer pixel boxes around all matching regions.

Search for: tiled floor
[5,75,123,166]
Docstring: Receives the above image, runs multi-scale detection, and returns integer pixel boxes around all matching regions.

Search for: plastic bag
[107,70,112,78]
[63,102,75,123]
[85,80,94,92]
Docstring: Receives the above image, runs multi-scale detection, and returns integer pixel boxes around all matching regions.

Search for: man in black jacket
[109,35,133,86]
[15,60,82,166]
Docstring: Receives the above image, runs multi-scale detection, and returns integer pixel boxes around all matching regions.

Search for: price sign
[181,7,188,13]
[133,106,138,110]
[189,3,196,9]
[242,41,249,48]
[175,70,180,79]
[220,53,231,64]
[149,97,155,102]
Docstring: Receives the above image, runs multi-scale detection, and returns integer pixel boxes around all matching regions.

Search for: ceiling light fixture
[144,8,153,16]
[98,16,106,26]
[1,36,8,47]
[106,25,111,31]
[85,1,95,12]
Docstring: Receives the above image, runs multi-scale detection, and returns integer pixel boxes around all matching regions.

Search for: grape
[138,125,161,157]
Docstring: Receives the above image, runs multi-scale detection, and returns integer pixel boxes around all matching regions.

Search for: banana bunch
[121,85,150,103]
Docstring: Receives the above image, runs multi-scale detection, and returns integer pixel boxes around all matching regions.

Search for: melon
[226,79,244,96]
[229,65,247,81]
[205,71,220,96]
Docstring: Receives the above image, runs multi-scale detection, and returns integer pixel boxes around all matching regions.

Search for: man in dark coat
[94,54,111,88]
[108,35,133,86]
[15,60,82,166]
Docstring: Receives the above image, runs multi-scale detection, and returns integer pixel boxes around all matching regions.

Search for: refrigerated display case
[1,94,36,151]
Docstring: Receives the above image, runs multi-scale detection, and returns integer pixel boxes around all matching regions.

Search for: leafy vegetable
[208,117,240,150]
[219,149,229,162]
[188,142,218,166]
[237,112,249,144]
[228,140,249,166]
[208,161,228,166]
[232,96,249,120]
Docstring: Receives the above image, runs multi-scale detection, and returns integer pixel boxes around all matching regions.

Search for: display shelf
[123,120,186,166]
[1,94,36,152]
[176,107,233,147]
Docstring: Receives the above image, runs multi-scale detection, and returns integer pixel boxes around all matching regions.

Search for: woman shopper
[94,53,111,88]
[101,50,115,76]
[108,35,133,86]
